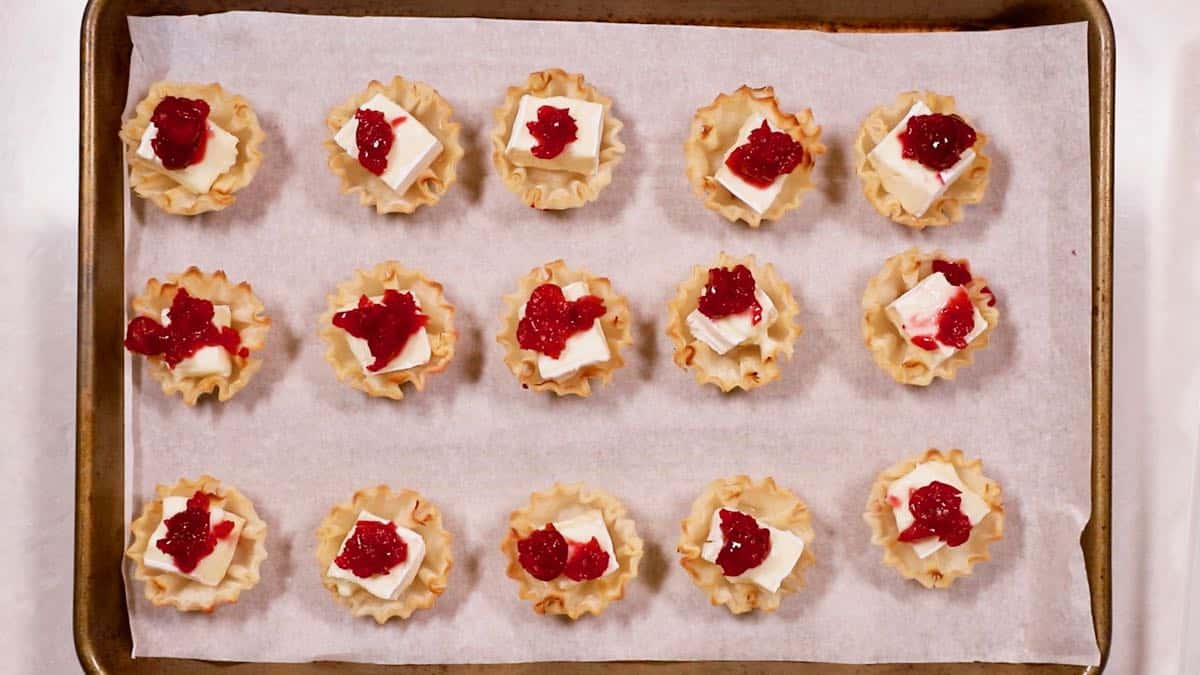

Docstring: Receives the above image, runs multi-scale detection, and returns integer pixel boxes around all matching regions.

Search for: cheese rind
[136,120,240,194]
[550,509,620,578]
[699,509,805,593]
[334,93,443,194]
[886,462,992,558]
[885,272,986,368]
[326,510,427,600]
[685,287,778,356]
[713,114,790,214]
[505,95,604,175]
[143,495,245,586]
[337,293,433,375]
[524,282,611,380]
[160,304,234,378]
[866,101,977,217]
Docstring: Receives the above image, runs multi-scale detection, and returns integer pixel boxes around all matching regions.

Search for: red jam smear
[899,113,977,172]
[334,519,408,578]
[724,120,807,188]
[697,265,762,323]
[332,290,429,372]
[156,491,235,574]
[124,288,247,368]
[354,109,395,176]
[934,287,977,350]
[714,509,772,577]
[563,537,610,581]
[931,259,973,287]
[981,286,997,307]
[150,96,211,170]
[527,105,578,159]
[516,283,606,359]
[517,523,568,581]
[897,480,972,547]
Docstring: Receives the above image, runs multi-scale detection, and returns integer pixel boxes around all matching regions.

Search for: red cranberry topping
[334,519,408,578]
[527,105,578,159]
[332,290,430,372]
[354,108,395,176]
[897,480,973,547]
[123,288,247,368]
[912,336,938,352]
[212,520,235,539]
[981,286,997,307]
[563,537,610,582]
[931,259,973,287]
[724,120,807,188]
[697,265,762,324]
[517,523,568,581]
[899,113,977,172]
[935,287,977,350]
[517,283,606,359]
[150,96,211,170]
[156,491,234,574]
[714,509,772,577]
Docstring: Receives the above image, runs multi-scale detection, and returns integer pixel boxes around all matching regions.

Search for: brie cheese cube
[551,509,619,578]
[887,462,992,559]
[699,509,805,593]
[327,511,426,600]
[136,120,239,194]
[160,304,233,378]
[334,93,443,194]
[338,293,432,375]
[866,101,977,217]
[685,287,778,356]
[885,272,986,368]
[505,95,604,175]
[524,282,611,380]
[142,495,245,586]
[713,114,789,214]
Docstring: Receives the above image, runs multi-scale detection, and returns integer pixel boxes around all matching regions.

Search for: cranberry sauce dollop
[724,120,807,188]
[156,491,235,574]
[150,96,212,170]
[910,286,977,352]
[516,283,606,359]
[898,113,977,172]
[334,519,409,578]
[931,259,973,287]
[714,509,772,577]
[354,108,401,176]
[517,523,569,581]
[697,264,762,324]
[526,105,578,160]
[332,290,430,372]
[563,537,610,582]
[897,480,972,547]
[124,288,247,368]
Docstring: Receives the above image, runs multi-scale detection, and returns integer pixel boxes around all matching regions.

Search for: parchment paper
[122,13,1097,665]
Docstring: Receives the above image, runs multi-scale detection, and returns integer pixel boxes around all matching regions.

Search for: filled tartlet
[678,476,816,614]
[119,81,265,216]
[497,260,632,397]
[864,448,1004,588]
[124,267,270,405]
[862,248,999,386]
[684,86,824,227]
[490,68,625,210]
[325,76,464,214]
[125,475,268,612]
[316,485,453,623]
[666,253,801,392]
[854,90,990,228]
[318,261,457,401]
[501,483,643,619]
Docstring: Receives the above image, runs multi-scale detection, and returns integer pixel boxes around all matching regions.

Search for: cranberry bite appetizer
[864,449,1004,588]
[491,68,625,210]
[315,486,453,623]
[119,81,265,216]
[502,483,643,619]
[855,91,990,228]
[124,267,270,405]
[125,475,268,612]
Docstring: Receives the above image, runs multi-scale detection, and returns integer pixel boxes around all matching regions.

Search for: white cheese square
[885,272,986,368]
[337,293,433,375]
[685,287,778,356]
[551,509,620,578]
[713,114,789,214]
[866,101,977,217]
[505,95,604,175]
[160,304,233,379]
[136,120,239,194]
[142,495,245,586]
[327,510,426,600]
[334,93,443,194]
[699,509,805,593]
[522,281,611,380]
[887,462,993,559]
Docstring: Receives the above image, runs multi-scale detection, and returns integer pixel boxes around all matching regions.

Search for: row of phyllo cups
[120,69,988,228]
[129,455,1004,619]
[122,251,998,404]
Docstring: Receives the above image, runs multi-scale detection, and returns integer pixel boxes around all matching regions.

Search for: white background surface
[0,0,1193,672]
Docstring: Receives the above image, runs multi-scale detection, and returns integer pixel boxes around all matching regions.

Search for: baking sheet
[122,13,1097,665]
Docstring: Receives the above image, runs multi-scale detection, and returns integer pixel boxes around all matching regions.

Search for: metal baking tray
[76,0,1114,672]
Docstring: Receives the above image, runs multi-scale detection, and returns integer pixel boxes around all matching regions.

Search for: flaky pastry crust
[129,267,271,405]
[315,485,453,623]
[489,68,625,210]
[863,448,1004,589]
[125,475,268,612]
[501,483,642,619]
[684,86,824,227]
[324,76,464,214]
[853,90,990,229]
[677,476,816,614]
[119,81,265,216]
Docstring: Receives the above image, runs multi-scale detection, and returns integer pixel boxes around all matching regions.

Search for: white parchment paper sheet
[122,13,1097,665]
